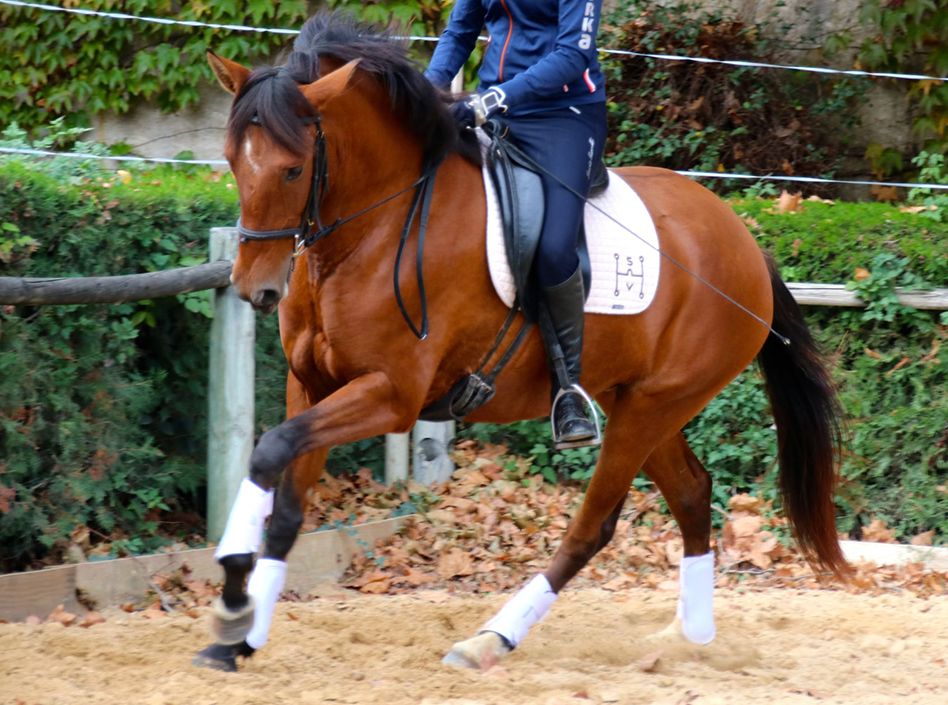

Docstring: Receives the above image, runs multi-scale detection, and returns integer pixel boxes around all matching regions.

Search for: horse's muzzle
[250,288,281,314]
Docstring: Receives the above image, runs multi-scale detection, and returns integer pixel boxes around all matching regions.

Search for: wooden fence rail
[786,283,948,310]
[4,267,946,311]
[0,260,232,305]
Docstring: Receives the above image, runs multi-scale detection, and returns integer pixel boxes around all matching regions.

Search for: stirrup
[550,384,602,450]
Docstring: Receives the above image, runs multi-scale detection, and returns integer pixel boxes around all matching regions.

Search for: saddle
[483,120,608,321]
[418,123,609,422]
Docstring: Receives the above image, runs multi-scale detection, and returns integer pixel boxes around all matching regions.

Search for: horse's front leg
[193,372,407,671]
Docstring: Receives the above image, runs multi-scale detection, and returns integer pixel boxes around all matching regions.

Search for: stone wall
[92,84,232,162]
[673,0,916,157]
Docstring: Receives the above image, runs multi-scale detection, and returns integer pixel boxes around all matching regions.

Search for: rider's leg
[504,103,607,448]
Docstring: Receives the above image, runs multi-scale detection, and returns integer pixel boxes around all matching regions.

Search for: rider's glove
[450,87,508,129]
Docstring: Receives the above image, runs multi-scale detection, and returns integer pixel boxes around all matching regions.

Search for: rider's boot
[539,264,601,449]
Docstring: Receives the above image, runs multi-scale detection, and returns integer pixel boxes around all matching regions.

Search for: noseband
[234,113,441,339]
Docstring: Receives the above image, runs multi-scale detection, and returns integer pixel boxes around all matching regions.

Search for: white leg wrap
[245,558,287,650]
[678,551,716,645]
[480,574,557,648]
[214,478,275,560]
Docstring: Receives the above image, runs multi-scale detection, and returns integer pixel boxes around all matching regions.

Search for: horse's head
[208,13,479,315]
[208,52,361,313]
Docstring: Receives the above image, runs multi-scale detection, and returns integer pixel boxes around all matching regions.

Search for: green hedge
[1,156,945,571]
[0,154,237,568]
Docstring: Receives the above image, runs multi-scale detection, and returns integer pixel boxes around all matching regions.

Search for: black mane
[227,11,480,168]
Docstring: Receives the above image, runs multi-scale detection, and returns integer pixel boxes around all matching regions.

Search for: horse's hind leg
[642,433,716,644]
[443,386,672,669]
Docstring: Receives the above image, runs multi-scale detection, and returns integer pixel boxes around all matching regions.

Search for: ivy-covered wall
[3,1,944,177]
[655,0,947,177]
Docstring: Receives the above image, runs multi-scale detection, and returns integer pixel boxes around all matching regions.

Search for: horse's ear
[207,52,251,96]
[301,59,362,108]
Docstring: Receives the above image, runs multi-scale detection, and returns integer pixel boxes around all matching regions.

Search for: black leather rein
[236,114,441,339]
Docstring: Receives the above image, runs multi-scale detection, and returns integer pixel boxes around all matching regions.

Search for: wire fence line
[0,146,228,166]
[3,2,946,190]
[2,0,946,83]
[4,146,947,191]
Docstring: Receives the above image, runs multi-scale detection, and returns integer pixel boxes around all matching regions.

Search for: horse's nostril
[251,288,281,312]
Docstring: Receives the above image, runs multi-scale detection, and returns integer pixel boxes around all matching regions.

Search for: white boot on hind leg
[442,574,557,669]
[676,551,716,645]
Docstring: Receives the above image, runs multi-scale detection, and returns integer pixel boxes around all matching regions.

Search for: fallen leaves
[79,612,105,628]
[899,204,937,214]
[36,440,937,621]
[436,549,475,579]
[774,191,803,213]
[861,519,897,544]
[26,604,106,629]
[0,484,15,514]
[47,604,77,627]
[720,494,787,570]
[316,447,945,600]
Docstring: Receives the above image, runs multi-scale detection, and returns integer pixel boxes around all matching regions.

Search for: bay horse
[195,12,847,672]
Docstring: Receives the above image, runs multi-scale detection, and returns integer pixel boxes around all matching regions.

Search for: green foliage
[327,0,451,36]
[0,133,238,570]
[856,0,948,153]
[826,1,948,174]
[734,198,946,540]
[0,1,312,132]
[0,1,462,135]
[600,1,861,189]
[908,151,948,222]
[733,198,947,286]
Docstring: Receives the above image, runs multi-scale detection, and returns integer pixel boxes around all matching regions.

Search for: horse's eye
[286,166,304,182]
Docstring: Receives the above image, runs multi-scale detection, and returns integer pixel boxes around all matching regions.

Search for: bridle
[235,114,333,255]
[234,113,441,339]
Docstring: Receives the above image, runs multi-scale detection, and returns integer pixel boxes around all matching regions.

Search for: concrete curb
[0,516,408,622]
[839,539,948,571]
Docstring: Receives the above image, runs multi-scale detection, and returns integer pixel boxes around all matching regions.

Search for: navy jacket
[425,0,606,116]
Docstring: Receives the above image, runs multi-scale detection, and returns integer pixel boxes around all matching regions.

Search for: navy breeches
[502,102,607,288]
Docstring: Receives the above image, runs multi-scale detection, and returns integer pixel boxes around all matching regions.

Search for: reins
[237,113,441,340]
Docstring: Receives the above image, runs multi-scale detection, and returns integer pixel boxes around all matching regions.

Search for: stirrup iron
[550,384,602,450]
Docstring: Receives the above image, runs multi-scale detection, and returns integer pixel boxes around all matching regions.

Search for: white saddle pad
[484,167,661,315]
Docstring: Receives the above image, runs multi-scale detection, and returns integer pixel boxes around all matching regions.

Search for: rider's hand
[450,87,508,129]
[449,98,477,129]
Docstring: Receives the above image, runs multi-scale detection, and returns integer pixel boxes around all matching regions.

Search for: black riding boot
[540,265,601,449]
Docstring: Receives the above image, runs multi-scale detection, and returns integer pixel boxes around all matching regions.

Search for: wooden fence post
[384,433,410,485]
[206,227,256,543]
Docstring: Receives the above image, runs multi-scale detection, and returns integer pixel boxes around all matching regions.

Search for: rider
[425,0,607,448]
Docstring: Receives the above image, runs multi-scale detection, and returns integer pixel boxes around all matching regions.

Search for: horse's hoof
[649,615,715,646]
[442,631,511,670]
[191,641,253,672]
[647,616,687,644]
[210,597,255,645]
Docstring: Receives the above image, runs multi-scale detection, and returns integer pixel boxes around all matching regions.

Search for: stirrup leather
[550,384,602,450]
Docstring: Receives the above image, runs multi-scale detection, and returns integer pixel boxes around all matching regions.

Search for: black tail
[758,256,849,578]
